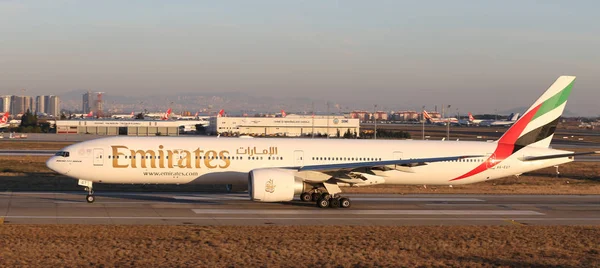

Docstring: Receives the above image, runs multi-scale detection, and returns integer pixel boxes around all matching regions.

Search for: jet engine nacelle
[248,168,306,202]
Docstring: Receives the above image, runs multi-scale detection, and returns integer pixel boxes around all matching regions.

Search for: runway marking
[173,196,485,202]
[344,198,485,202]
[54,201,170,204]
[191,209,544,215]
[425,203,600,207]
[173,196,248,200]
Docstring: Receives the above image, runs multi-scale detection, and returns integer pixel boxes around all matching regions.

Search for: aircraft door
[294,150,304,167]
[93,148,104,166]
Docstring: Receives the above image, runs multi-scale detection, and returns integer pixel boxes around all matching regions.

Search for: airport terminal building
[55,120,208,136]
[208,115,360,137]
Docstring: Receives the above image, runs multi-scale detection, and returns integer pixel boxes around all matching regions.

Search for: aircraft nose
[46,156,70,175]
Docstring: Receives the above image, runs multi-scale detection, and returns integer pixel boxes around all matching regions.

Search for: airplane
[423,110,458,125]
[468,112,484,125]
[217,109,225,117]
[0,112,10,128]
[111,111,135,119]
[47,76,596,208]
[71,111,94,119]
[479,113,520,127]
[281,110,287,118]
[177,112,199,120]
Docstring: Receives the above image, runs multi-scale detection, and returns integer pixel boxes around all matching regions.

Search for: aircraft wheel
[300,192,312,202]
[320,193,330,200]
[339,198,351,208]
[311,192,320,202]
[329,197,340,208]
[86,194,95,203]
[317,198,329,208]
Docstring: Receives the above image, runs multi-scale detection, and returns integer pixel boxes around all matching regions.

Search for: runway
[0,192,599,225]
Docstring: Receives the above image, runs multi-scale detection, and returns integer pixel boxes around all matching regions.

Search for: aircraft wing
[295,155,483,172]
[520,151,599,161]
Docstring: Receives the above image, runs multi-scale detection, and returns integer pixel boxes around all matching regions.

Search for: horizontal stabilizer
[520,151,599,161]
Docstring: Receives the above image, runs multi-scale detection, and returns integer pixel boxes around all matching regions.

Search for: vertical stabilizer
[498,76,575,149]
[510,113,520,121]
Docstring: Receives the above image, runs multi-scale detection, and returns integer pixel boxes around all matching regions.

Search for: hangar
[55,120,208,136]
[208,115,360,137]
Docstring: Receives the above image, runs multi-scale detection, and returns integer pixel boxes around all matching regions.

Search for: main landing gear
[300,191,351,209]
[316,194,351,209]
[300,190,322,202]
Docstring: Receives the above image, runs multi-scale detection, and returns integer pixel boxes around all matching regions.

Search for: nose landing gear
[84,187,95,203]
[79,180,95,203]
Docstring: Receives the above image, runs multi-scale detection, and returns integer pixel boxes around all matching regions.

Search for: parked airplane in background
[0,112,10,128]
[468,112,483,125]
[72,111,94,119]
[177,112,199,120]
[281,110,287,117]
[47,76,596,209]
[479,113,520,127]
[217,109,225,117]
[111,112,135,119]
[423,110,458,125]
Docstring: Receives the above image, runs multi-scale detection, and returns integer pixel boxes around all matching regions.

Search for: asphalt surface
[1,192,599,225]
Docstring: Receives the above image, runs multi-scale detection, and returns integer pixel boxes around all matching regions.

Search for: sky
[1,0,599,115]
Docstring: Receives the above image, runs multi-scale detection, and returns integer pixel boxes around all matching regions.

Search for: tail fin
[468,112,474,122]
[281,109,287,117]
[498,76,575,149]
[217,109,224,117]
[507,113,514,121]
[423,110,432,120]
[510,113,520,121]
[0,112,9,123]
[162,108,172,120]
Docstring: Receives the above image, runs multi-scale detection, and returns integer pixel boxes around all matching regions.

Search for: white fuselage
[46,136,572,187]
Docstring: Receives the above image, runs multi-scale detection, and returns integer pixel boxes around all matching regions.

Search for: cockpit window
[55,151,70,157]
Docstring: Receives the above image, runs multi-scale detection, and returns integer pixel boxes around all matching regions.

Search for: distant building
[47,95,60,117]
[393,111,420,121]
[373,111,388,121]
[54,119,209,136]
[208,114,360,137]
[82,91,94,114]
[36,95,46,114]
[350,111,387,121]
[0,95,11,113]
[350,111,370,121]
[10,95,32,115]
